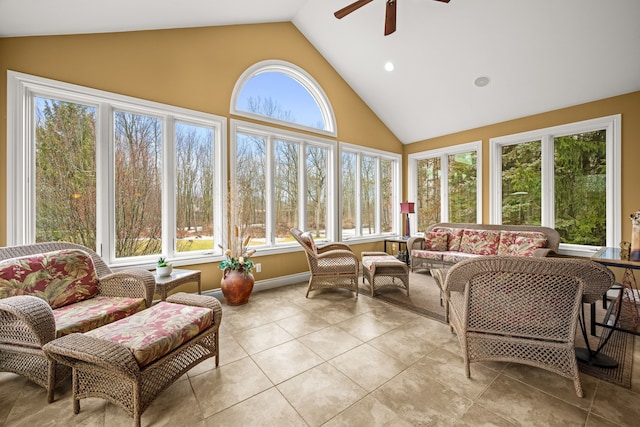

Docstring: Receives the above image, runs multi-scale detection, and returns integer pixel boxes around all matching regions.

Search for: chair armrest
[43,333,139,377]
[532,248,555,257]
[407,237,425,251]
[98,269,156,308]
[317,249,359,262]
[0,295,56,346]
[317,242,353,253]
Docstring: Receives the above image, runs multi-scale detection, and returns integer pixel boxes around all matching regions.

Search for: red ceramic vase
[221,269,254,305]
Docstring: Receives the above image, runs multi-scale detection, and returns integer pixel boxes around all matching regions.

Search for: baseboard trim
[201,272,309,299]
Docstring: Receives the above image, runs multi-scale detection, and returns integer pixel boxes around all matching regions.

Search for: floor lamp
[400,202,415,238]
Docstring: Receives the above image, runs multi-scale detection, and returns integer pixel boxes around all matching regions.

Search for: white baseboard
[202,272,310,299]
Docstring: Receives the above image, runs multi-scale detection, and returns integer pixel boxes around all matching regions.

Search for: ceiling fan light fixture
[474,76,490,87]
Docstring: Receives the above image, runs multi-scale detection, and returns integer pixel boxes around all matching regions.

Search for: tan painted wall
[0,23,402,291]
[404,90,640,243]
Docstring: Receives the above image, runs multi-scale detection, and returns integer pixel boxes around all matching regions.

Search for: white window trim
[230,119,337,255]
[489,115,621,255]
[7,70,227,268]
[230,60,337,138]
[339,142,402,241]
[408,141,483,232]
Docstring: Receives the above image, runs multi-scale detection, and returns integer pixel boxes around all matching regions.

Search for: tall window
[7,72,226,266]
[408,142,482,232]
[232,121,333,248]
[341,143,401,240]
[490,115,621,252]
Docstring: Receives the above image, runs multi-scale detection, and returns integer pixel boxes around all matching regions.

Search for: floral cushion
[362,254,403,271]
[442,252,478,264]
[459,230,501,255]
[423,231,448,251]
[497,231,547,256]
[432,227,465,251]
[0,249,99,309]
[53,296,146,337]
[411,250,444,262]
[86,301,213,367]
[299,232,317,254]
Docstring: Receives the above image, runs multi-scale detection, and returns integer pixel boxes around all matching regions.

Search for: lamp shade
[400,202,415,214]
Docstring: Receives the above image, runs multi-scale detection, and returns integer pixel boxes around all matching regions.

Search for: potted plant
[219,226,256,305]
[156,257,173,277]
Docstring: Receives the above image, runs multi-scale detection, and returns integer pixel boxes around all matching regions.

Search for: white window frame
[408,141,483,232]
[230,119,337,254]
[7,71,227,268]
[340,142,402,241]
[230,60,337,138]
[489,115,621,256]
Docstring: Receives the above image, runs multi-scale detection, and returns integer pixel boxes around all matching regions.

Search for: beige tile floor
[1,282,639,426]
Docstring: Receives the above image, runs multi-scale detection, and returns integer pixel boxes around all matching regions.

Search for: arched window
[231,60,336,135]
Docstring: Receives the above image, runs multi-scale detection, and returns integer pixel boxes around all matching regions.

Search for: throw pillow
[423,231,448,251]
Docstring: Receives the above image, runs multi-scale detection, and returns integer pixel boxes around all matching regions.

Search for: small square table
[153,268,201,301]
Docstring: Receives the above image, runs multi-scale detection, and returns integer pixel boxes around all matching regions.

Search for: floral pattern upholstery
[432,227,464,251]
[54,296,146,337]
[299,232,318,254]
[412,251,444,261]
[362,254,404,271]
[497,231,548,256]
[459,229,501,255]
[422,231,448,251]
[86,301,213,367]
[0,249,99,309]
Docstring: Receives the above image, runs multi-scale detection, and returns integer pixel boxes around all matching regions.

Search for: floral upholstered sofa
[407,222,560,272]
[0,242,155,402]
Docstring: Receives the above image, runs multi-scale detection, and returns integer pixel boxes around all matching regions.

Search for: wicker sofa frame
[0,242,156,402]
[408,222,561,272]
[445,256,614,398]
[43,292,221,427]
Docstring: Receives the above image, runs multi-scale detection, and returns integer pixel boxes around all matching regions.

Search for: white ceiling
[2,0,639,144]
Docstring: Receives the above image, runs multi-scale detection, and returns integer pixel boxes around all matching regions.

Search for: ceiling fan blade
[435,0,451,3]
[384,0,397,36]
[334,0,374,19]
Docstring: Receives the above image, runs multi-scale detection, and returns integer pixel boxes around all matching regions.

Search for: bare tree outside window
[114,111,163,258]
[306,145,327,238]
[275,139,299,242]
[417,157,441,231]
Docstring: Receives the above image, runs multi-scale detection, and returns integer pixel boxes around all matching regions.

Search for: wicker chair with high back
[445,255,614,398]
[290,228,359,298]
[0,242,156,403]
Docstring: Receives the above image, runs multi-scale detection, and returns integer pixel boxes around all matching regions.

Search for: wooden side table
[153,269,201,301]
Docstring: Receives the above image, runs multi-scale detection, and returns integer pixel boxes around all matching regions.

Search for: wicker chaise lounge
[44,292,222,427]
[445,256,614,398]
[0,242,156,402]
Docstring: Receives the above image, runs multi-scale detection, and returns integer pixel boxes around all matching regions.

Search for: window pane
[306,145,327,240]
[417,157,441,231]
[380,159,393,233]
[501,141,542,225]
[342,152,357,239]
[361,155,376,235]
[35,97,97,248]
[448,152,477,223]
[554,131,606,245]
[237,71,326,130]
[175,122,214,253]
[236,133,266,245]
[274,139,299,243]
[114,111,163,258]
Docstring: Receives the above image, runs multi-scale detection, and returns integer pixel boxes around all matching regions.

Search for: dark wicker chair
[290,228,359,298]
[0,242,156,402]
[445,255,614,398]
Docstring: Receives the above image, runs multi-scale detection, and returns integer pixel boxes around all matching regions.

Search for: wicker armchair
[445,255,614,398]
[0,242,156,402]
[290,228,359,298]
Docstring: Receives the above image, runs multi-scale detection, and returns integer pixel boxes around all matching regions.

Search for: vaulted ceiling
[2,0,639,143]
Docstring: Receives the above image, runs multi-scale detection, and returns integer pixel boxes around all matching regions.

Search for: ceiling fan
[334,0,451,36]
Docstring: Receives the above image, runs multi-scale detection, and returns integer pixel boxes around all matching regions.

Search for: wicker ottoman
[361,251,409,297]
[43,293,222,427]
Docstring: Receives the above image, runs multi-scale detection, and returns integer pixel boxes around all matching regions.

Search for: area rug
[359,271,635,389]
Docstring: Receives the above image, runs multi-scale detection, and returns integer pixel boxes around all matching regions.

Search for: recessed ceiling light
[384,62,394,72]
[474,76,490,87]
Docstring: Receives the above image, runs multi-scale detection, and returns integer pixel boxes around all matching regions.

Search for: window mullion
[265,135,275,245]
[541,135,554,227]
[441,154,449,222]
